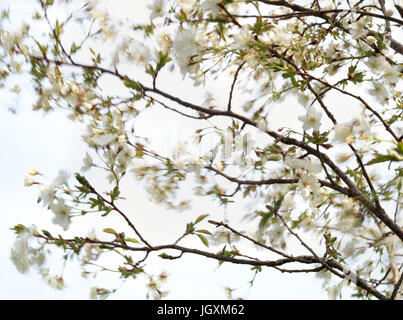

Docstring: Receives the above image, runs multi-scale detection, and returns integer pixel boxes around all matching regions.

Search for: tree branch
[33,56,403,242]
[227,62,245,111]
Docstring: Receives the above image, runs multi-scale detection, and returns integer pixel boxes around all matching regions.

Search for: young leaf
[196,234,209,247]
[194,214,209,225]
[125,238,139,244]
[103,228,117,235]
[196,229,212,235]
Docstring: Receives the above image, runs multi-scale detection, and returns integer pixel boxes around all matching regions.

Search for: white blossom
[298,107,322,131]
[281,193,296,216]
[90,286,97,300]
[332,123,353,144]
[296,92,310,106]
[38,184,56,207]
[127,41,151,67]
[232,29,251,50]
[81,152,93,172]
[326,42,340,57]
[336,153,352,163]
[368,82,389,105]
[92,133,118,147]
[10,233,31,274]
[177,0,196,14]
[328,283,343,300]
[54,170,70,186]
[285,157,322,174]
[50,198,71,230]
[26,167,39,176]
[349,20,368,40]
[201,0,221,17]
[365,56,387,73]
[383,63,400,85]
[147,0,165,20]
[24,175,36,186]
[256,117,268,131]
[173,27,200,76]
[40,268,66,290]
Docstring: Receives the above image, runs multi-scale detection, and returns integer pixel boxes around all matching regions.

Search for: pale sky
[0,0,336,300]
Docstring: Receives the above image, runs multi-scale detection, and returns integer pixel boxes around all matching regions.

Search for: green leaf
[145,65,156,77]
[34,40,48,56]
[75,173,90,187]
[103,228,117,235]
[258,213,271,231]
[125,238,139,244]
[124,77,142,92]
[10,224,28,234]
[367,153,401,165]
[396,142,403,156]
[156,51,171,71]
[111,186,120,202]
[42,230,52,238]
[186,223,195,233]
[194,214,209,225]
[196,229,212,235]
[89,197,101,209]
[159,253,175,260]
[196,234,209,247]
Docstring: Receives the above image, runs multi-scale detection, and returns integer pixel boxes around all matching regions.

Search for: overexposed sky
[0,0,336,300]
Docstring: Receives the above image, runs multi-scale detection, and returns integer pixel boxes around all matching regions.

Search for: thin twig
[227,62,245,112]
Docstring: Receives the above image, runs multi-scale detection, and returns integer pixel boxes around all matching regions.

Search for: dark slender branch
[274,265,325,273]
[372,267,391,289]
[274,211,331,267]
[234,9,403,25]
[126,141,168,163]
[205,165,351,195]
[274,211,387,300]
[349,144,382,208]
[146,94,212,120]
[390,271,403,300]
[377,0,391,39]
[208,220,294,260]
[395,3,403,19]
[326,259,388,300]
[316,145,335,185]
[218,4,242,27]
[303,72,400,142]
[220,184,241,198]
[31,55,126,81]
[227,62,245,111]
[41,2,75,65]
[86,181,153,248]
